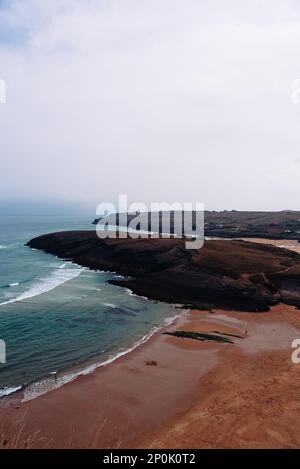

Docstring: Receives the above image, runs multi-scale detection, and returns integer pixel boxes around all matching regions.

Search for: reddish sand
[1,304,300,448]
[142,305,300,448]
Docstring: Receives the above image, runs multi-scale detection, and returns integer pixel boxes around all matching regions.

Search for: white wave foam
[103,303,117,308]
[0,267,82,306]
[0,385,22,397]
[125,287,149,300]
[9,282,19,287]
[22,312,181,402]
[0,245,7,249]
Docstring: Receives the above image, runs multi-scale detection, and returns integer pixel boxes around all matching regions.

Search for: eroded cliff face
[27,231,300,312]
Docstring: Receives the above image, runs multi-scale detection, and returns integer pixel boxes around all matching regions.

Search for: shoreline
[5,305,184,403]
[1,303,300,448]
[0,306,203,448]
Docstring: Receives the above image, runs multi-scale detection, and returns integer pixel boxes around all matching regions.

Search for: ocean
[0,215,177,399]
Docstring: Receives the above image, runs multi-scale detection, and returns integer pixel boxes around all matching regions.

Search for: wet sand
[1,303,300,448]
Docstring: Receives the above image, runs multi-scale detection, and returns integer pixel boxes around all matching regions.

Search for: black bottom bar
[0,449,298,466]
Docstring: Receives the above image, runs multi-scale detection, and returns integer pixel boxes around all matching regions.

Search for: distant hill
[93,210,300,240]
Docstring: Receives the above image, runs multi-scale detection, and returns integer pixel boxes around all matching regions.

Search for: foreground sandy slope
[141,305,300,448]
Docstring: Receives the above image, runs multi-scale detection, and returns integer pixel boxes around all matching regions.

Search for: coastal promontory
[27,231,300,312]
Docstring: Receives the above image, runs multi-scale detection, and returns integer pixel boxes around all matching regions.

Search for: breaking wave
[0,385,22,397]
[0,267,82,306]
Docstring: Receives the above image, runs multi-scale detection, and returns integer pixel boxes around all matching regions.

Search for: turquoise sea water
[0,215,177,399]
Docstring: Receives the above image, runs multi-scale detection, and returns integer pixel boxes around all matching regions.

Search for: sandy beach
[239,238,300,254]
[1,300,300,449]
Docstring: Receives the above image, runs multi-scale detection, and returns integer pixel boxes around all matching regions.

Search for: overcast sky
[1,0,300,212]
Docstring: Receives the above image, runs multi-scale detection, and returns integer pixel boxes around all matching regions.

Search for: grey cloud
[0,0,300,210]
